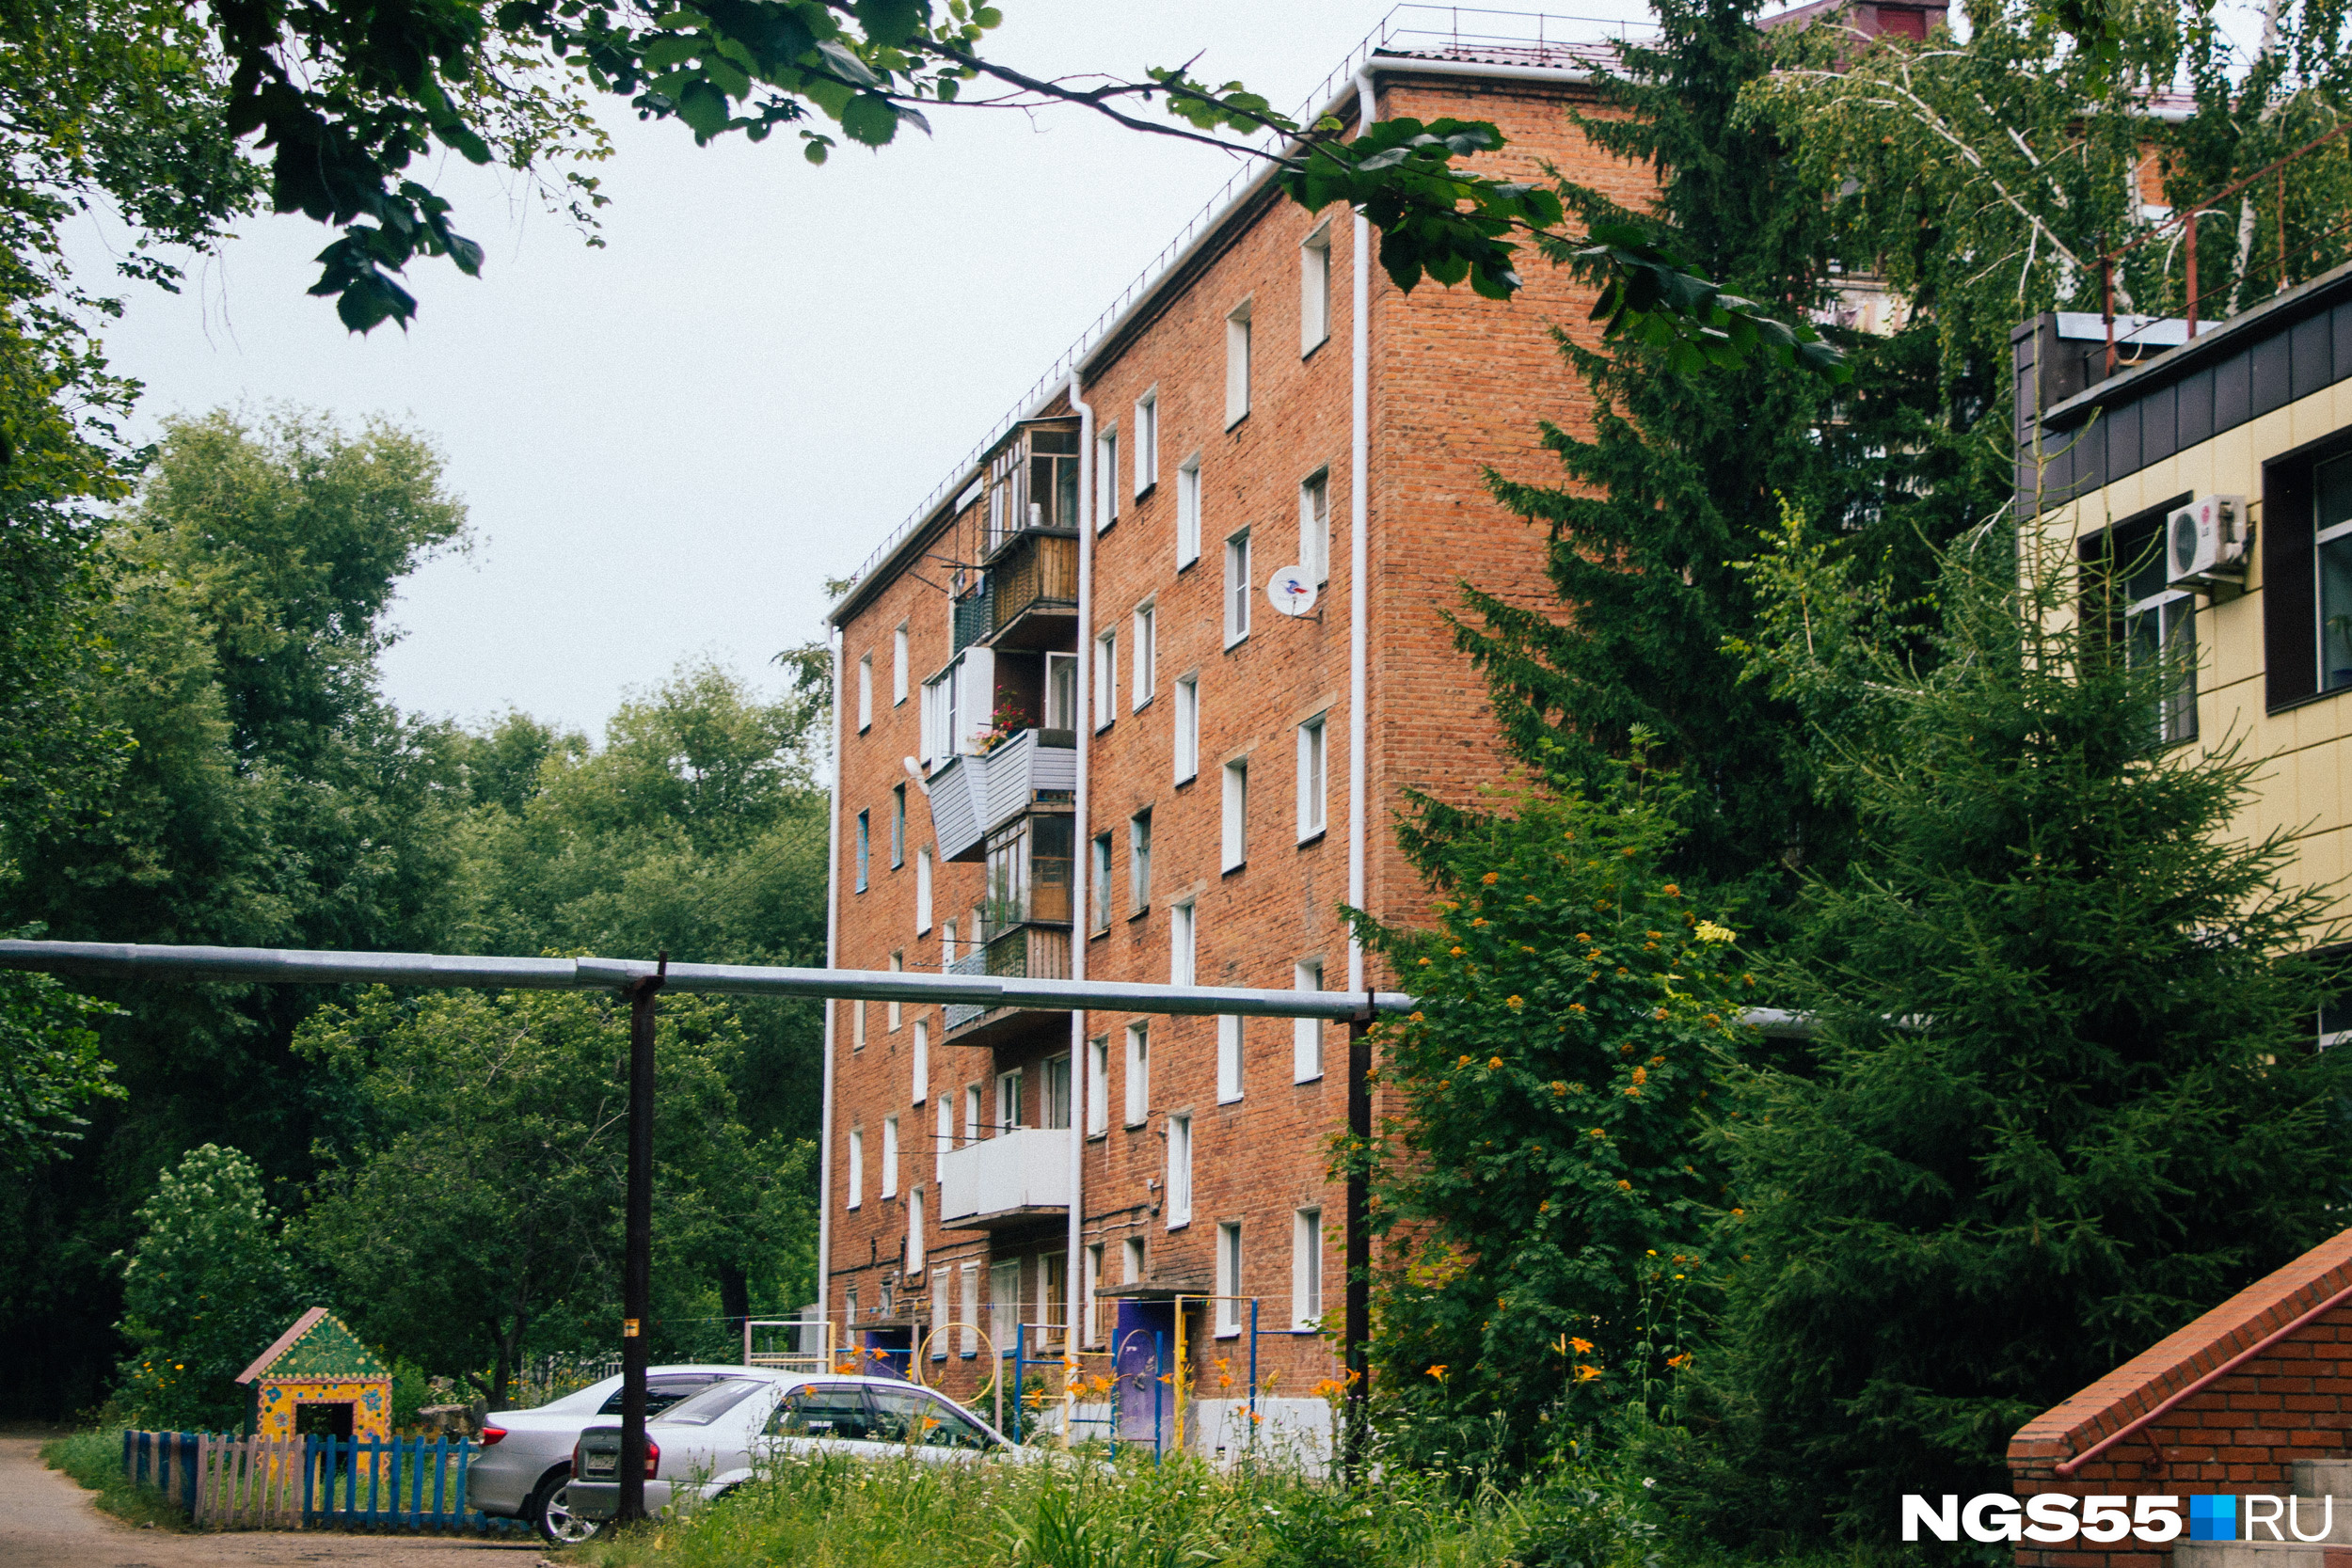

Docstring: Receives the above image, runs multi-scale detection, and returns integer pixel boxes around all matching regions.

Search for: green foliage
[1353,756,1748,1466]
[0,967,125,1168]
[40,1428,193,1530]
[1572,221,1846,382]
[113,1143,310,1431]
[1693,523,2352,1537]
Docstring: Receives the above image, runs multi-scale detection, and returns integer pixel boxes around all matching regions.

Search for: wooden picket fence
[121,1431,520,1531]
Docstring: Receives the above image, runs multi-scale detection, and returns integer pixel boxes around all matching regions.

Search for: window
[1087,1035,1109,1134]
[942,918,957,968]
[932,1270,950,1357]
[882,1117,898,1198]
[1170,900,1195,987]
[960,1262,980,1355]
[1216,1015,1244,1103]
[2111,513,2198,746]
[1046,652,1078,731]
[1129,810,1152,912]
[1095,425,1120,531]
[1043,1053,1073,1130]
[1174,675,1200,783]
[1134,390,1158,495]
[996,1068,1023,1132]
[1297,715,1327,838]
[1221,759,1248,871]
[1216,1223,1242,1335]
[893,623,910,705]
[1300,223,1331,352]
[1167,1114,1193,1227]
[990,1259,1020,1350]
[1093,629,1117,731]
[1177,454,1202,567]
[2326,994,2352,1050]
[908,1185,925,1274]
[1085,1243,1104,1346]
[1225,530,1252,645]
[1299,468,1330,583]
[852,999,866,1052]
[1039,1252,1067,1347]
[1293,1209,1322,1328]
[847,1128,864,1208]
[1089,832,1111,932]
[846,1286,859,1326]
[1226,301,1252,426]
[934,1097,949,1180]
[1132,603,1156,709]
[913,1020,930,1103]
[891,784,906,867]
[888,952,903,1031]
[1123,1022,1151,1126]
[921,654,979,766]
[855,810,869,893]
[964,1083,983,1147]
[857,654,873,731]
[1122,1236,1145,1285]
[2316,454,2352,692]
[916,847,933,932]
[1294,958,1325,1082]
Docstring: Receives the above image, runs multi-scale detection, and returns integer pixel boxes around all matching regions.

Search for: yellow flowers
[1616,1179,1633,1191]
[1574,931,1591,942]
[1570,1336,1594,1353]
[1504,995,1523,1011]
[1481,871,1499,885]
[1568,1003,1585,1013]
[1587,1127,1606,1139]
[1426,1364,1450,1384]
[1417,957,1432,967]
[1653,1006,1668,1020]
[1470,917,1489,927]
[1457,1054,1474,1068]
[1695,919,1738,943]
[1549,1081,1568,1097]
[1621,847,1636,858]
[1449,945,1465,957]
[1574,1363,1603,1382]
[1662,883,1680,896]
[1409,1010,1425,1022]
[1518,943,1537,954]
[1538,1199,1550,1213]
[1487,1055,1503,1069]
[1630,1066,1647,1085]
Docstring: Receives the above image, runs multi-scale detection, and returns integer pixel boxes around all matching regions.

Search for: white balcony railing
[939,1127,1072,1225]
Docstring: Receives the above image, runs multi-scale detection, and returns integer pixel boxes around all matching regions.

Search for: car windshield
[655,1377,770,1427]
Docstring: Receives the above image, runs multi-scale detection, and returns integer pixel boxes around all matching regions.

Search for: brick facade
[2009,1228,2352,1568]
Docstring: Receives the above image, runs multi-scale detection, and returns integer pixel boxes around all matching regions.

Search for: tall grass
[40,1430,192,1530]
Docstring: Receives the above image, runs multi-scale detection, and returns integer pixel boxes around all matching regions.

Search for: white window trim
[1167,1114,1193,1228]
[915,846,934,933]
[1299,468,1331,585]
[1216,1222,1242,1336]
[1089,832,1112,933]
[912,1018,930,1105]
[1176,453,1202,569]
[1300,222,1332,355]
[1297,714,1328,840]
[887,951,903,1032]
[892,623,910,705]
[960,1262,980,1355]
[934,1097,949,1181]
[1093,629,1118,733]
[1294,958,1325,1083]
[1173,674,1200,784]
[1085,1243,1105,1347]
[1095,424,1120,531]
[1225,529,1252,647]
[1221,759,1248,872]
[1216,1015,1243,1103]
[1293,1208,1323,1329]
[1132,601,1156,711]
[856,654,873,732]
[1170,899,1196,987]
[847,1128,864,1209]
[1122,1236,1145,1286]
[1225,301,1253,428]
[1129,811,1152,914]
[1123,1022,1150,1127]
[908,1185,924,1276]
[1088,1035,1110,1135]
[1133,388,1158,496]
[882,1116,899,1199]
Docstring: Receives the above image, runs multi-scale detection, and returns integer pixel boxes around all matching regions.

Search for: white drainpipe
[818,622,844,1348]
[1066,372,1094,1373]
[1348,68,1374,997]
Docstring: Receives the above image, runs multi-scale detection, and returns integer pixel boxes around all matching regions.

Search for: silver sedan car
[467,1365,755,1544]
[566,1374,1030,1530]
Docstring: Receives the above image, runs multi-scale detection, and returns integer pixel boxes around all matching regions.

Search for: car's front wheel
[530,1474,604,1545]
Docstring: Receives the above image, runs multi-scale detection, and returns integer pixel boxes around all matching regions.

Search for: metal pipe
[818,624,844,1330]
[616,960,664,1523]
[1348,66,1375,997]
[1066,368,1095,1398]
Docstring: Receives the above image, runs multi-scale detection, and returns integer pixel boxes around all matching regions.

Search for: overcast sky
[70,2,1648,738]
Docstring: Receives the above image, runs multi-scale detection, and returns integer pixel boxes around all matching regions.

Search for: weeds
[40,1430,192,1530]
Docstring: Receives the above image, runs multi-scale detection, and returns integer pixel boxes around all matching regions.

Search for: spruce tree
[1695,525,2352,1537]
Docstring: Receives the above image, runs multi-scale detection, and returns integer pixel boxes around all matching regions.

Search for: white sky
[71,1,1641,737]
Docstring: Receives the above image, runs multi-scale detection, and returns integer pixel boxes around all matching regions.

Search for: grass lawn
[40,1429,193,1530]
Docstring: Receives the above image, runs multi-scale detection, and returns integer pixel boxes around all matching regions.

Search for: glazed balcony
[944,925,1073,1037]
[982,531,1079,650]
[928,729,1076,864]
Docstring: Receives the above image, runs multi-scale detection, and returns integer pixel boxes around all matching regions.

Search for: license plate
[583,1453,616,1477]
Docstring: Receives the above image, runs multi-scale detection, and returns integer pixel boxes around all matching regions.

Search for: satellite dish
[1267,567,1318,617]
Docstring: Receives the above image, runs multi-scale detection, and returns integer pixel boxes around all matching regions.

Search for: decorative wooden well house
[236,1307,392,1442]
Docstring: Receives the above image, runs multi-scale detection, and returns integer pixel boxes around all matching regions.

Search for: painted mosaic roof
[235,1307,389,1384]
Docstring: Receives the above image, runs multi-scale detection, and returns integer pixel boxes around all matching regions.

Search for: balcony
[939,1126,1071,1228]
[952,582,994,657]
[944,924,1072,1035]
[928,728,1077,864]
[983,531,1078,650]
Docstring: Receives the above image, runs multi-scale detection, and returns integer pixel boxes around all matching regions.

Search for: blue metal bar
[1013,1322,1026,1444]
[1248,1299,1260,1448]
[1153,1331,1165,1465]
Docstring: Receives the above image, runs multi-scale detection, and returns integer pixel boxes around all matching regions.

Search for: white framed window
[916,846,933,932]
[942,917,957,968]
[1294,958,1325,1082]
[1044,1053,1073,1130]
[960,1262,980,1355]
[1301,222,1332,353]
[1123,1022,1151,1126]
[908,1185,925,1275]
[855,812,869,895]
[1297,714,1328,839]
[1176,453,1202,568]
[888,951,903,1031]
[882,1116,899,1198]
[1132,602,1156,709]
[1293,1208,1323,1328]
[1129,810,1152,912]
[1089,832,1112,932]
[1225,301,1252,426]
[1299,468,1330,584]
[1085,1243,1104,1346]
[846,1285,858,1325]
[1225,530,1252,645]
[847,1128,865,1209]
[1134,389,1158,495]
[852,997,866,1051]
[1167,1114,1193,1227]
[964,1082,983,1147]
[1174,675,1200,784]
[991,1259,1020,1350]
[1216,1015,1244,1103]
[891,784,906,868]
[932,1269,950,1357]
[857,653,873,732]
[1087,1035,1109,1134]
[1093,629,1118,731]
[996,1068,1023,1132]
[1095,425,1120,531]
[1045,652,1078,731]
[934,1096,949,1181]
[893,622,910,705]
[1170,899,1196,987]
[1221,759,1248,871]
[1122,1236,1145,1287]
[912,1019,930,1105]
[1216,1222,1242,1335]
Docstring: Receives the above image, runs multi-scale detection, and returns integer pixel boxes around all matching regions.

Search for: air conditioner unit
[2167,495,2249,590]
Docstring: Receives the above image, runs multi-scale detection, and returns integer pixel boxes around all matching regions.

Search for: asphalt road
[0,1436,548,1568]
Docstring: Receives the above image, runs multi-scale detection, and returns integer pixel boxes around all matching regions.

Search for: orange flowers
[1574,1363,1603,1383]
[1487,1055,1503,1069]
[1667,1353,1693,1370]
[1570,1337,1594,1353]
[1662,883,1680,895]
[1504,996,1523,1011]
[1480,871,1500,885]
[1426,1364,1450,1384]
[1616,1179,1633,1190]
[1568,1003,1586,1013]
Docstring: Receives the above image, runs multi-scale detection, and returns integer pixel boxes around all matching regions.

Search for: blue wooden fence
[121,1430,526,1531]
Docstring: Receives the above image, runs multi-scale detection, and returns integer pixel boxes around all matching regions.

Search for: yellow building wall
[252,1375,392,1442]
[2034,378,2352,920]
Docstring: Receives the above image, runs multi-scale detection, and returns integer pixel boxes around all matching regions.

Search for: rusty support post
[616,954,667,1524]
[2186,210,2200,335]
[2102,253,2117,378]
[1343,1006,1373,1481]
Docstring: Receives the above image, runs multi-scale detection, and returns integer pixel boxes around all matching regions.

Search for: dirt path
[0,1437,549,1568]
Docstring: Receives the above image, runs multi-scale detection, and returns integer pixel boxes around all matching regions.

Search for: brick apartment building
[815,3,1942,1456]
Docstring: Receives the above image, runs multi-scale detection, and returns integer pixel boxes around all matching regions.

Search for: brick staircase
[2175,1461,2352,1568]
